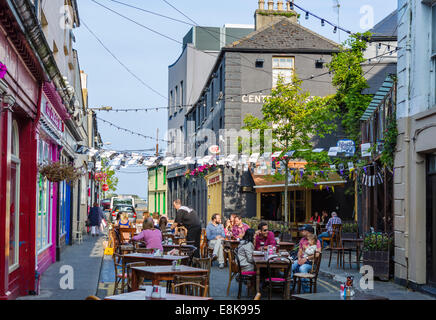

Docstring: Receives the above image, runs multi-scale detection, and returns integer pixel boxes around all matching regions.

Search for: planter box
[342,232,358,239]
[362,250,390,281]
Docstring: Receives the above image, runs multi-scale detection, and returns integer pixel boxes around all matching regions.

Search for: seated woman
[309,211,321,224]
[158,216,168,231]
[237,229,256,272]
[132,218,163,251]
[118,212,131,228]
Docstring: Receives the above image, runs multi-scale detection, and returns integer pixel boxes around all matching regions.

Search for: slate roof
[225,18,340,52]
[368,10,398,40]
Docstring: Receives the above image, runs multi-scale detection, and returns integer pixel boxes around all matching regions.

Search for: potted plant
[38,162,83,183]
[362,232,392,281]
[342,222,359,239]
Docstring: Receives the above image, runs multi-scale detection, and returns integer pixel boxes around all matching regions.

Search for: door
[427,155,436,286]
[207,173,222,222]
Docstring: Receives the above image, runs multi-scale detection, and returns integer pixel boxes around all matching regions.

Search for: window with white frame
[9,120,20,273]
[272,57,294,87]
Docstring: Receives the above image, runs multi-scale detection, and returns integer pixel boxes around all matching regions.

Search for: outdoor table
[105,291,213,300]
[341,238,364,269]
[130,265,209,290]
[123,253,190,267]
[292,291,388,300]
[253,254,293,300]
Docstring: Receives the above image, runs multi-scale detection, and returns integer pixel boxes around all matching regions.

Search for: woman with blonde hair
[132,218,163,250]
[118,212,131,228]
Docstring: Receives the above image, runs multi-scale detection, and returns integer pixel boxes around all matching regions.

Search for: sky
[73,0,398,200]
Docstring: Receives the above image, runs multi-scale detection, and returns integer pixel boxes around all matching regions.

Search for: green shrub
[363,232,392,252]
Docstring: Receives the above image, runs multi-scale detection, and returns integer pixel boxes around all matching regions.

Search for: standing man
[317,212,342,248]
[254,222,277,250]
[231,215,249,240]
[172,199,202,257]
[206,214,226,268]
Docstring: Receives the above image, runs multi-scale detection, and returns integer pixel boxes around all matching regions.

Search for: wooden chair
[85,295,101,300]
[253,292,261,300]
[292,251,323,294]
[326,225,353,269]
[264,256,292,300]
[126,261,152,291]
[234,247,256,299]
[171,282,208,297]
[173,275,209,296]
[192,257,212,296]
[112,253,128,294]
[225,248,239,296]
[119,227,136,243]
[202,233,214,258]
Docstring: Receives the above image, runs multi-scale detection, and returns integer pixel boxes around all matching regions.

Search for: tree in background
[243,76,337,223]
[99,158,118,193]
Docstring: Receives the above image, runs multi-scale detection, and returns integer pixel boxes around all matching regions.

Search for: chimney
[255,0,298,31]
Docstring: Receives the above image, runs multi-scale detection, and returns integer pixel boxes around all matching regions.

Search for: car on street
[111,205,137,223]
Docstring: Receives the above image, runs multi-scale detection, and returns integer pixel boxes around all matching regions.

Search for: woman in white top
[237,229,256,272]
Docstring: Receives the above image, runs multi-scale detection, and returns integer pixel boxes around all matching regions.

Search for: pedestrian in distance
[88,202,104,237]
[172,199,202,258]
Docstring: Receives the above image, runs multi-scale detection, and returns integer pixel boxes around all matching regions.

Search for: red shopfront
[35,83,68,275]
[0,2,44,299]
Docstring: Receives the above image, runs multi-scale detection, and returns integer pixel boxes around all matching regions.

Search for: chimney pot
[277,1,284,11]
[286,0,291,11]
[258,0,265,10]
[268,0,274,11]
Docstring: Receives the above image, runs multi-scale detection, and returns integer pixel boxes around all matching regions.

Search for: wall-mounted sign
[208,174,221,186]
[42,96,64,133]
[241,94,271,104]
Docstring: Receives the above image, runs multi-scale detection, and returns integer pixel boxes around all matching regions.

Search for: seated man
[254,222,277,250]
[206,214,226,268]
[317,212,342,248]
[231,215,250,240]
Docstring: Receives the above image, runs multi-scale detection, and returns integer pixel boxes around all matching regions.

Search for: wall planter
[362,232,392,281]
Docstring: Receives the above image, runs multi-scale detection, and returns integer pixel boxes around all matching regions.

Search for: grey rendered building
[179,4,357,225]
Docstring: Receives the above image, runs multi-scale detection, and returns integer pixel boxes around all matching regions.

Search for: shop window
[9,121,20,273]
[36,139,52,253]
[289,190,306,223]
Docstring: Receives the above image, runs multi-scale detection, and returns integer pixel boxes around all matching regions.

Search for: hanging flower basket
[0,62,7,79]
[38,162,83,183]
[184,164,216,180]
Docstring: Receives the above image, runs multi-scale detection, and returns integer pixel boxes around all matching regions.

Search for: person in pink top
[254,222,277,250]
[132,218,163,251]
[231,215,250,239]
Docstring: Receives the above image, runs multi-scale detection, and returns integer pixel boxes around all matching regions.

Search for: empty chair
[265,256,292,300]
[171,282,208,297]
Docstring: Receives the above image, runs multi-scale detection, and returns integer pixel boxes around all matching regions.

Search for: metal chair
[264,256,292,300]
[234,247,256,299]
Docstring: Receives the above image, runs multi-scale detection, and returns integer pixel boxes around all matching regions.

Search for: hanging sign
[102,184,109,192]
[337,139,355,156]
[361,143,372,157]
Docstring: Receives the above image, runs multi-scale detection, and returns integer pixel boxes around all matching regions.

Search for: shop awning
[250,171,347,193]
[360,76,394,121]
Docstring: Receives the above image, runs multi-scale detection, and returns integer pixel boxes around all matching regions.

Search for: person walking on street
[206,214,226,268]
[88,202,104,237]
[172,199,202,258]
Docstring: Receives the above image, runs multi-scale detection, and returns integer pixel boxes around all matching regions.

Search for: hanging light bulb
[321,19,325,27]
[378,43,382,49]
[333,26,337,34]
[305,11,309,19]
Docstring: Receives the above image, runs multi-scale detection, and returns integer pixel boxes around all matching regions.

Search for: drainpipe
[404,3,412,289]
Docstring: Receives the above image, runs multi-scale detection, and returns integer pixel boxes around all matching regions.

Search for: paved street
[16,228,434,301]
